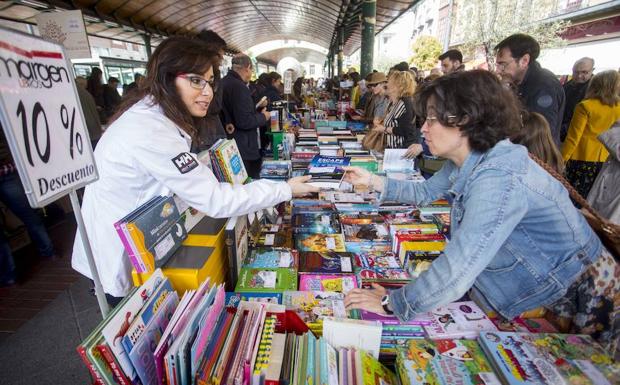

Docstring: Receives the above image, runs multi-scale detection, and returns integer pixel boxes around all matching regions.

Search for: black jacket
[517,61,565,147]
[220,71,267,160]
[258,84,282,110]
[561,80,589,142]
[391,96,418,147]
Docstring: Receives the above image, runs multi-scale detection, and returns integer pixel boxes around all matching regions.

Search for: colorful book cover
[298,252,354,274]
[296,233,346,253]
[225,292,283,306]
[405,250,442,278]
[214,139,249,185]
[253,228,293,248]
[309,154,351,169]
[345,242,392,256]
[243,248,297,269]
[343,223,390,243]
[397,339,500,385]
[338,212,385,225]
[355,253,403,270]
[357,267,410,281]
[282,291,349,332]
[478,332,620,385]
[128,291,179,385]
[424,301,497,340]
[298,274,358,293]
[293,212,342,234]
[235,267,298,292]
[360,349,399,385]
[334,203,378,212]
[360,310,433,326]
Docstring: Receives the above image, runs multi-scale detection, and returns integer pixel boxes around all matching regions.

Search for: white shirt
[72,98,292,297]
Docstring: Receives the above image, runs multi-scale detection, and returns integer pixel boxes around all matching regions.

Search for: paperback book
[298,251,355,274]
[298,274,358,293]
[424,301,497,340]
[296,233,347,253]
[235,267,298,292]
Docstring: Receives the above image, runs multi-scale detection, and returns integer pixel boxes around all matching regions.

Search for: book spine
[114,221,144,273]
[97,344,131,385]
[76,346,105,384]
[125,224,155,273]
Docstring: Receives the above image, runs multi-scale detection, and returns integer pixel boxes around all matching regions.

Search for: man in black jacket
[220,54,270,178]
[561,57,594,142]
[495,34,565,147]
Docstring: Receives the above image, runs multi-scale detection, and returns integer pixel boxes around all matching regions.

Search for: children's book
[282,291,349,333]
[397,338,501,385]
[478,332,620,385]
[359,349,399,384]
[354,253,403,270]
[235,267,298,292]
[298,251,354,274]
[405,250,442,278]
[296,233,347,253]
[298,274,358,293]
[243,248,298,269]
[424,301,497,340]
[360,310,433,326]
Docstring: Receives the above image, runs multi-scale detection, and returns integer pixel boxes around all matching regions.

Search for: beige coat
[587,123,620,224]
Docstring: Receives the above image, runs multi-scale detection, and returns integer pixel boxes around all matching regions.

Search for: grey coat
[587,123,620,224]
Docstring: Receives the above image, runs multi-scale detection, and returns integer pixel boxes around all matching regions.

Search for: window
[310,65,315,75]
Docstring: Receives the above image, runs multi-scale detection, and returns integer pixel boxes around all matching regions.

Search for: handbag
[362,130,385,152]
[529,153,620,261]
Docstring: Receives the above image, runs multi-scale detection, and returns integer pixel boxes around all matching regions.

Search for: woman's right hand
[343,166,383,192]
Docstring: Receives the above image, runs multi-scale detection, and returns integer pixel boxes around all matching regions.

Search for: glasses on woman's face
[177,73,214,90]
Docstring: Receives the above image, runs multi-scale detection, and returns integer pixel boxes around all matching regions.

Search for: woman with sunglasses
[344,70,618,354]
[72,37,318,305]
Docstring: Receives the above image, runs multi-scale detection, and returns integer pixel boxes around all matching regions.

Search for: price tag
[0,27,98,207]
[283,70,293,95]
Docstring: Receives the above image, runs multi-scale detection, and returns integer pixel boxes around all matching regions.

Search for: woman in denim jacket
[344,70,619,352]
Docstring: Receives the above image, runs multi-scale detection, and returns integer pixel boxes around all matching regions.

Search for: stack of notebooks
[199,138,249,184]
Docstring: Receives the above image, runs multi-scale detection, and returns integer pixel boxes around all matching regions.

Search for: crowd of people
[2,28,608,353]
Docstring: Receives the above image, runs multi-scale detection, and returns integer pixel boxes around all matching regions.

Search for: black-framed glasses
[177,73,214,90]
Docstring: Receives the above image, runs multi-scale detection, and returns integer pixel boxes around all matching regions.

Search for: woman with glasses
[72,37,318,306]
[344,70,618,354]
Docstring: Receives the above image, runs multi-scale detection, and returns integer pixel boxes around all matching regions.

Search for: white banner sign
[283,70,293,95]
[0,27,98,208]
[36,9,91,60]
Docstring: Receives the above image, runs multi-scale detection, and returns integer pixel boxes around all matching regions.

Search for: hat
[366,72,387,85]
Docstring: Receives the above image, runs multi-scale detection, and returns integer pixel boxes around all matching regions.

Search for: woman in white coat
[72,37,318,305]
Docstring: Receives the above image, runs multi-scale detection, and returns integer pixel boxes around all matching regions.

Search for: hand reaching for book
[404,143,423,159]
[287,175,320,197]
[344,284,388,315]
[342,167,384,192]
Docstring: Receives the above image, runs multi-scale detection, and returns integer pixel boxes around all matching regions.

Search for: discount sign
[0,27,98,208]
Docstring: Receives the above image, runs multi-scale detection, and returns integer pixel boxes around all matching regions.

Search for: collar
[227,70,245,83]
[518,61,541,91]
[448,150,485,198]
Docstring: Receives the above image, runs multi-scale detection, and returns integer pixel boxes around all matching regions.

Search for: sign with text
[36,10,91,60]
[0,27,98,208]
[283,70,293,95]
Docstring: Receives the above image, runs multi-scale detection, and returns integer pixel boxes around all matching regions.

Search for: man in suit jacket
[220,54,270,179]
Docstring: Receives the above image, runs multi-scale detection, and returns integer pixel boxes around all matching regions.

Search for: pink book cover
[360,310,433,325]
[298,274,358,293]
[114,220,146,273]
[424,301,497,340]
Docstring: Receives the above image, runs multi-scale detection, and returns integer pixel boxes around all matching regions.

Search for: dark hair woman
[72,37,317,306]
[343,70,619,355]
[86,67,104,114]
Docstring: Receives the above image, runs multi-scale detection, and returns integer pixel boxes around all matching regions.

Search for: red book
[76,346,104,385]
[97,343,131,385]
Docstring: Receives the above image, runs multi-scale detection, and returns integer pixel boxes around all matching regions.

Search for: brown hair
[388,70,416,98]
[414,70,521,152]
[513,111,564,174]
[109,36,219,138]
[585,70,620,106]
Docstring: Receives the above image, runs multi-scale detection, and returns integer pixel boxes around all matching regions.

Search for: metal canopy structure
[0,0,416,64]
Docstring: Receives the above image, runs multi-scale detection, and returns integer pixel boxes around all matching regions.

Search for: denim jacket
[382,139,602,320]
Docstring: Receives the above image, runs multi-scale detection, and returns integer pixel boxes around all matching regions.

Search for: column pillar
[337,26,344,77]
[360,0,376,78]
[142,33,152,59]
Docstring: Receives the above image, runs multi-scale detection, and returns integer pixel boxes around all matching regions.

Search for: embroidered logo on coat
[172,152,198,174]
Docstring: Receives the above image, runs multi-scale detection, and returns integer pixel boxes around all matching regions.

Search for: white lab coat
[72,98,292,297]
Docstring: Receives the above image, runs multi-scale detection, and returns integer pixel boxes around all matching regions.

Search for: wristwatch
[381,295,394,315]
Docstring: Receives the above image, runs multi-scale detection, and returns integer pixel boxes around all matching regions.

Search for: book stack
[115,195,201,273]
[199,138,249,184]
[305,154,351,189]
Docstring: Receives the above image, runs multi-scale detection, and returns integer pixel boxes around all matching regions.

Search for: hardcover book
[282,291,349,333]
[478,332,620,385]
[424,301,497,340]
[343,223,390,243]
[235,267,298,292]
[243,248,298,269]
[298,251,354,274]
[293,212,342,234]
[397,339,500,385]
[298,274,358,293]
[296,233,347,253]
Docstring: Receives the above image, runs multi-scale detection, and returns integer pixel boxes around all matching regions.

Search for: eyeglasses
[495,58,517,72]
[424,115,457,125]
[177,74,214,90]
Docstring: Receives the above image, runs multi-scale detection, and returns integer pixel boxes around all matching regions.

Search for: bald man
[561,57,594,142]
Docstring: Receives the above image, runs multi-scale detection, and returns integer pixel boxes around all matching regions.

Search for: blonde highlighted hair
[388,70,416,98]
[513,111,564,174]
[585,70,620,106]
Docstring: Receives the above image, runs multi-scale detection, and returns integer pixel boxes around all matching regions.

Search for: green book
[234,267,298,292]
